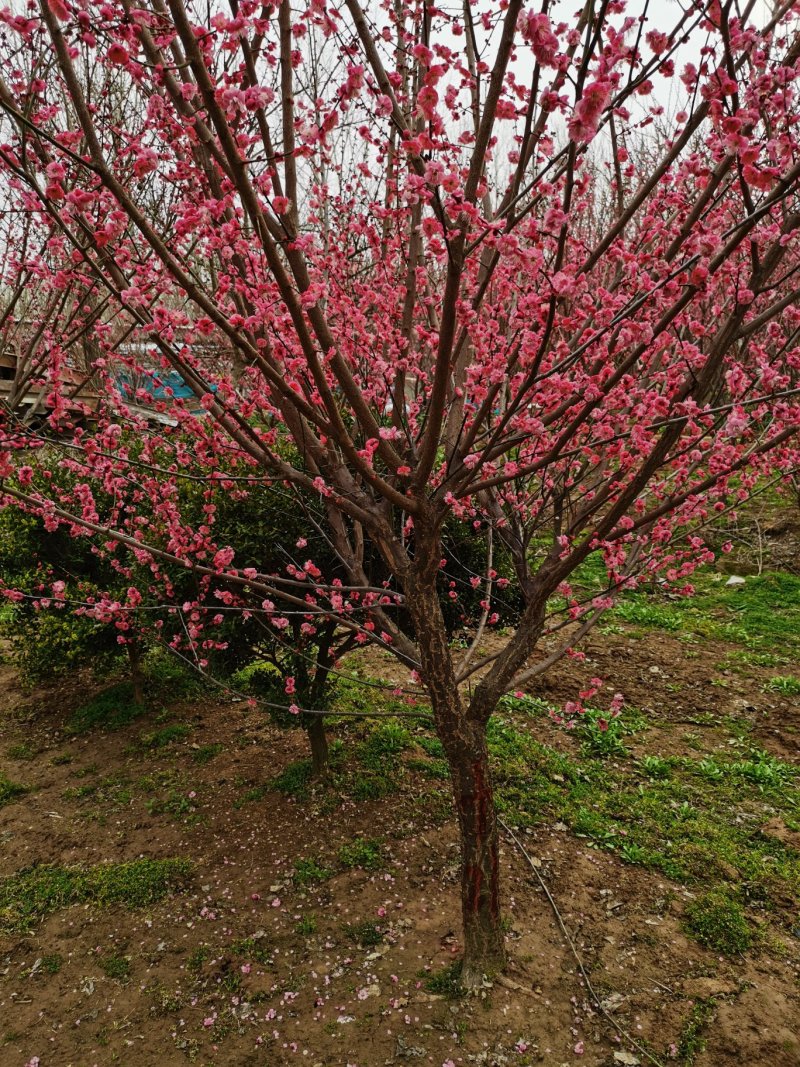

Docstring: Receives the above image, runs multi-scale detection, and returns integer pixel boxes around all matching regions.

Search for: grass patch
[146,788,198,820]
[100,954,132,981]
[360,720,412,760]
[765,675,800,696]
[140,723,193,749]
[271,741,345,798]
[0,858,193,932]
[345,919,384,947]
[337,837,384,870]
[190,743,224,765]
[295,914,318,936]
[684,891,754,955]
[610,571,800,654]
[677,998,716,1065]
[293,858,331,886]
[233,784,267,808]
[423,961,466,999]
[0,773,30,807]
[272,759,313,797]
[6,742,36,760]
[489,715,800,918]
[230,936,272,967]
[66,682,146,735]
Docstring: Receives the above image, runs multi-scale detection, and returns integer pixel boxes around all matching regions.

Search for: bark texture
[406,561,505,984]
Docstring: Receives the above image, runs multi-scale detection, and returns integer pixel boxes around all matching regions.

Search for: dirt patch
[1,623,799,1067]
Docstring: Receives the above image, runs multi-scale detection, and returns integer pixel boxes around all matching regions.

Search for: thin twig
[499,817,667,1067]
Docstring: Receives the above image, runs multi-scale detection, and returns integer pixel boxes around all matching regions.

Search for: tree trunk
[444,719,505,986]
[127,642,145,706]
[406,568,505,986]
[306,714,329,778]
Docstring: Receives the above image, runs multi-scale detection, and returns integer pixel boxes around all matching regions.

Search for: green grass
[0,858,193,932]
[423,961,466,999]
[337,837,384,870]
[190,743,225,765]
[139,723,193,749]
[295,914,318,936]
[293,857,331,885]
[233,784,267,808]
[677,998,716,1065]
[684,891,754,955]
[0,773,30,807]
[147,793,194,819]
[6,742,36,760]
[357,721,412,769]
[272,758,314,798]
[100,954,132,981]
[609,571,800,653]
[765,675,800,696]
[486,715,800,944]
[66,682,147,735]
[345,919,384,947]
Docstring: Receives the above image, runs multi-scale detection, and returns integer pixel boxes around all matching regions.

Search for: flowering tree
[1,0,799,983]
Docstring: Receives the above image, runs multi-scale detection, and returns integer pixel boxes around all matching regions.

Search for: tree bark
[127,642,145,706]
[306,714,329,778]
[445,719,505,985]
[406,562,505,985]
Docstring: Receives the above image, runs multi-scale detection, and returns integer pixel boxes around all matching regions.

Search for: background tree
[0,0,799,984]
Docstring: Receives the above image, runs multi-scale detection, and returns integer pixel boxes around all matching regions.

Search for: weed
[50,753,73,766]
[7,742,35,760]
[677,998,716,1065]
[0,773,30,807]
[272,759,313,798]
[695,759,726,783]
[423,961,465,999]
[147,981,183,1016]
[190,743,224,765]
[100,954,131,981]
[684,891,753,955]
[358,721,411,770]
[418,736,445,759]
[233,784,267,808]
[0,858,192,932]
[639,755,672,779]
[187,946,211,972]
[337,837,384,870]
[345,920,384,947]
[66,682,146,734]
[142,650,201,698]
[730,749,794,788]
[293,858,331,886]
[765,675,800,696]
[295,914,318,936]
[230,936,273,967]
[613,599,683,631]
[140,723,193,749]
[498,693,552,716]
[576,707,628,758]
[407,756,450,780]
[147,790,198,820]
[350,772,396,800]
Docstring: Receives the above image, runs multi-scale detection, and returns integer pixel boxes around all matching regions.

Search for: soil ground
[1,570,799,1067]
